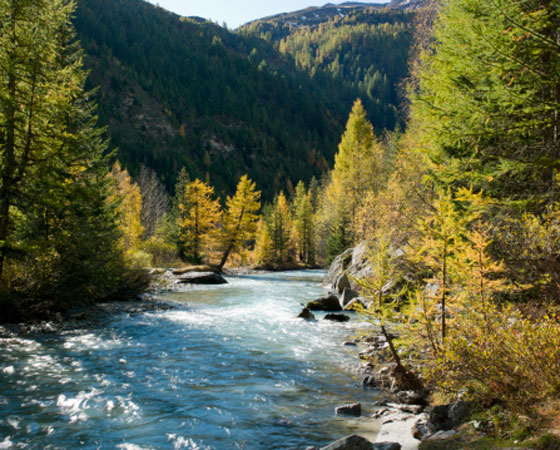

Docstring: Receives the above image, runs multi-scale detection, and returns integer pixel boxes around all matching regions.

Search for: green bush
[430,302,560,415]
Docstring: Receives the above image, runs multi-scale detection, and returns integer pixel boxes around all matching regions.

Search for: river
[0,271,379,449]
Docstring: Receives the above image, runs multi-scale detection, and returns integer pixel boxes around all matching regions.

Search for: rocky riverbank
[308,243,477,450]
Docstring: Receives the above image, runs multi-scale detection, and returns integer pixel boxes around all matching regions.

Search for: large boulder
[306,295,342,311]
[324,243,374,292]
[324,248,354,287]
[177,272,227,285]
[173,265,218,275]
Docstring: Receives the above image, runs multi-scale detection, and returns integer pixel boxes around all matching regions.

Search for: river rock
[426,430,459,441]
[173,265,218,275]
[306,295,342,311]
[324,313,350,322]
[340,288,359,308]
[411,420,432,440]
[396,390,426,406]
[336,273,351,294]
[321,434,373,450]
[297,308,316,320]
[343,297,365,311]
[448,401,473,428]
[335,403,361,416]
[427,401,473,431]
[373,444,401,450]
[177,272,227,285]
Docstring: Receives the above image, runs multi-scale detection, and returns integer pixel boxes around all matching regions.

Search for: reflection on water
[0,271,377,449]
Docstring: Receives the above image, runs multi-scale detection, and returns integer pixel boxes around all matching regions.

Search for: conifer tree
[178,179,220,263]
[109,162,144,253]
[0,0,150,305]
[292,181,315,265]
[269,192,292,262]
[410,0,560,207]
[218,175,261,270]
[0,0,81,279]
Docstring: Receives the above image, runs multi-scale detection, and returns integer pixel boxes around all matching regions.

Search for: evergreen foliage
[72,0,362,200]
[0,0,147,320]
[240,7,414,131]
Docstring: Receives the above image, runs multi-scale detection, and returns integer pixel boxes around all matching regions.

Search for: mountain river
[0,271,379,449]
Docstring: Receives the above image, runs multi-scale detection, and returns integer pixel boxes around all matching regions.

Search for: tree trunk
[217,206,245,271]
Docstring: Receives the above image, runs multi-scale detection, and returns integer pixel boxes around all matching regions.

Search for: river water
[0,271,378,449]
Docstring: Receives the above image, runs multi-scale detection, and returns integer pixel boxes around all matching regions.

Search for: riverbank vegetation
[331,0,560,441]
[2,0,560,441]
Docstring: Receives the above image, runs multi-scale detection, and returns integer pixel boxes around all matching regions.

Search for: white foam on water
[63,333,124,351]
[116,444,152,450]
[2,366,14,375]
[56,388,101,422]
[7,417,20,429]
[0,437,13,449]
[166,435,211,450]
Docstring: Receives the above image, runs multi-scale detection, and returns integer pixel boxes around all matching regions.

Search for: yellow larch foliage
[178,179,221,263]
[108,161,144,252]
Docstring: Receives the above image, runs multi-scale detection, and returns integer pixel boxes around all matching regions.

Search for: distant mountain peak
[242,0,427,28]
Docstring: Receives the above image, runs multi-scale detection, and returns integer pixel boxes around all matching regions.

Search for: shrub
[430,302,560,415]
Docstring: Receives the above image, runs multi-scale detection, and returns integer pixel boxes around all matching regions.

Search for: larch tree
[179,179,220,263]
[0,0,145,308]
[109,162,144,253]
[218,175,261,270]
[325,99,385,262]
[410,0,560,208]
[269,191,292,263]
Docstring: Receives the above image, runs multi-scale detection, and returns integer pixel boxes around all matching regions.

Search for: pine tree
[218,175,261,270]
[178,179,221,263]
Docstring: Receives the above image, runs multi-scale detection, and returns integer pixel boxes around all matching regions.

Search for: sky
[146,1,384,29]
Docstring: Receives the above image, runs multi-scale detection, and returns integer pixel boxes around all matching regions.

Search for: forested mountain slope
[74,0,351,199]
[73,0,421,199]
[239,2,420,130]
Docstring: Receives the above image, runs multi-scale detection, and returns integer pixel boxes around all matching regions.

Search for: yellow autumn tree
[218,175,261,270]
[325,99,385,262]
[108,162,144,252]
[253,218,274,265]
[179,179,221,263]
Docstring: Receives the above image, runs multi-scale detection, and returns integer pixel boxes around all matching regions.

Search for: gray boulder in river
[319,434,401,450]
[177,272,228,285]
[324,242,374,292]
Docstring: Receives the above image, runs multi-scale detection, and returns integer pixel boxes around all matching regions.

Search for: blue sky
[146,1,384,28]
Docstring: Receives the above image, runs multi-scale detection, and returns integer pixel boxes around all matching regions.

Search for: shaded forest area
[73,0,415,200]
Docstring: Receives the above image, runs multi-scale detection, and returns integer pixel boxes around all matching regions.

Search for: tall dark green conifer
[0,0,143,312]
